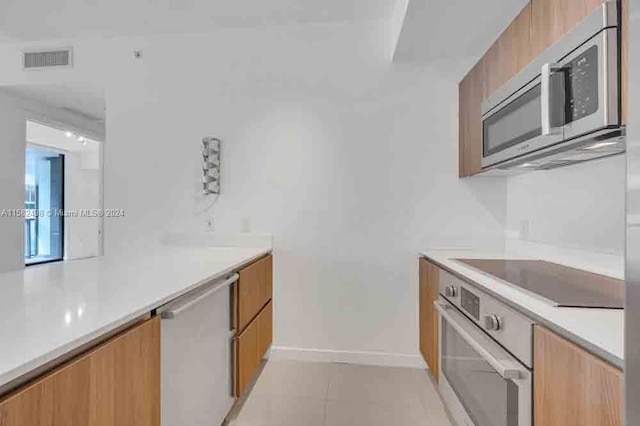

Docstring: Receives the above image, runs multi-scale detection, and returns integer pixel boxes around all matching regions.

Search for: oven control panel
[438,267,534,368]
[460,287,480,321]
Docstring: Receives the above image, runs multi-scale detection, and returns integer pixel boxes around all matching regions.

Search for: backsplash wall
[506,155,626,255]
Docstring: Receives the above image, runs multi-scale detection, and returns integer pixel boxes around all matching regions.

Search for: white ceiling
[27,121,100,154]
[2,85,105,122]
[393,0,530,73]
[0,0,397,42]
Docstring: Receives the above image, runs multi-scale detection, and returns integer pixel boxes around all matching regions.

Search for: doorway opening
[24,146,65,265]
[24,121,103,266]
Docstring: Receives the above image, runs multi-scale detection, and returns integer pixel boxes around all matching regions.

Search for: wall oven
[481,1,624,171]
[436,270,534,426]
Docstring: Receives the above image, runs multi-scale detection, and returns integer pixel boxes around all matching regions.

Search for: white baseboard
[268,346,427,369]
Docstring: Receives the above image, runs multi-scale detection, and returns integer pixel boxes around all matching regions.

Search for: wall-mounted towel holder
[202,137,221,195]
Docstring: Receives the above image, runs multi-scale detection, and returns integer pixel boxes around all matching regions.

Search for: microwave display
[565,45,599,124]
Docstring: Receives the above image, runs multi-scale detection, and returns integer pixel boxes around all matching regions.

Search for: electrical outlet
[519,220,530,240]
[241,217,251,234]
[205,218,215,232]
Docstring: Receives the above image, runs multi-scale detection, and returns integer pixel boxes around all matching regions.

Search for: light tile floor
[227,360,453,426]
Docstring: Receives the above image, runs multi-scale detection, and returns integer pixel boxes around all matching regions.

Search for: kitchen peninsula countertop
[0,246,271,391]
[421,248,624,369]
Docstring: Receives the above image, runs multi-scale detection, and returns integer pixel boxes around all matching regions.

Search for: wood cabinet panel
[482,3,533,99]
[534,325,622,426]
[258,301,273,358]
[238,254,273,333]
[419,258,439,382]
[459,60,484,177]
[531,0,606,58]
[499,3,534,87]
[236,312,260,398]
[0,317,160,426]
[236,302,273,397]
[482,41,502,99]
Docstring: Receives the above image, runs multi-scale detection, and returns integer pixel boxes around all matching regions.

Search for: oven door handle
[435,301,526,380]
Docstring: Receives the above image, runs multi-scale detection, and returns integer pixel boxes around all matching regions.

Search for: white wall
[65,150,102,260]
[506,155,626,255]
[0,21,507,363]
[0,97,27,273]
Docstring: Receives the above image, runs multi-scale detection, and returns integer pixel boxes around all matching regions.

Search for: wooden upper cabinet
[499,3,534,87]
[530,0,607,57]
[0,317,161,426]
[460,3,532,178]
[419,258,440,381]
[484,3,534,98]
[482,40,502,100]
[459,60,484,177]
[534,325,622,426]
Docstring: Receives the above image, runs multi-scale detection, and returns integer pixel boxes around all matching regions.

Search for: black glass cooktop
[456,259,624,309]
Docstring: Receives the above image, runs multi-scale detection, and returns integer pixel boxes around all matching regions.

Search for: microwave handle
[435,300,525,380]
[541,62,563,136]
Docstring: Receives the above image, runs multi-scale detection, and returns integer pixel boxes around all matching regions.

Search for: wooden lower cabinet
[238,254,273,333]
[419,258,439,382]
[257,301,273,357]
[0,317,160,426]
[534,325,622,426]
[236,301,273,397]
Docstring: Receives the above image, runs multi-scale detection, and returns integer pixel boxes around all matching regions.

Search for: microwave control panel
[565,44,599,123]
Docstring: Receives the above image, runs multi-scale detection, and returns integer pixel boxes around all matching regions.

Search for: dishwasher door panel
[161,283,234,426]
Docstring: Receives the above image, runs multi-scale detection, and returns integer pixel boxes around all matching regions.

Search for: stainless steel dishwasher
[159,273,239,426]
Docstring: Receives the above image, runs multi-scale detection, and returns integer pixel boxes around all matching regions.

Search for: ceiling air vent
[23,48,73,70]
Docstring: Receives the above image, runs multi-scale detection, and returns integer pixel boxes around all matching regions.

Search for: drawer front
[236,313,261,397]
[236,301,273,397]
[238,254,273,332]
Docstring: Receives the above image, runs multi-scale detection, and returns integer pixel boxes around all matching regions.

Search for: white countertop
[421,248,624,369]
[0,246,271,390]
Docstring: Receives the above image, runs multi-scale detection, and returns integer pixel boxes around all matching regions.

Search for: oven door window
[441,317,520,426]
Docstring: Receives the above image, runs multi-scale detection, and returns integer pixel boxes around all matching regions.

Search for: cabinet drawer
[238,254,273,333]
[0,317,161,426]
[236,301,273,397]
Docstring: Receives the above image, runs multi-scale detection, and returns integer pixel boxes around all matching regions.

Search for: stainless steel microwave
[481,1,625,171]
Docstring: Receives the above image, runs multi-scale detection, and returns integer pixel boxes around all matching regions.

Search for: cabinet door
[459,60,484,177]
[236,302,273,397]
[258,301,273,358]
[236,313,261,397]
[419,258,440,382]
[530,0,606,58]
[0,317,161,426]
[238,254,273,332]
[534,325,622,426]
[482,3,533,99]
[498,3,534,87]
